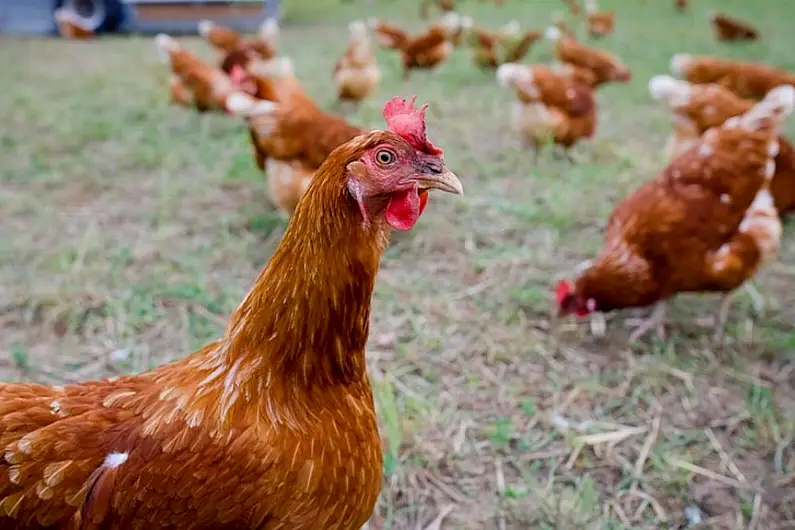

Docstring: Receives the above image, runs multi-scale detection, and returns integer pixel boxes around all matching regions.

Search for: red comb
[382,96,443,155]
[554,280,572,303]
[230,64,247,86]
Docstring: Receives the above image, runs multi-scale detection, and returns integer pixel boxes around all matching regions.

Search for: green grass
[2,0,795,528]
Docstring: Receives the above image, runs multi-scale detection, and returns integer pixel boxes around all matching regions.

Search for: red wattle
[385,188,422,231]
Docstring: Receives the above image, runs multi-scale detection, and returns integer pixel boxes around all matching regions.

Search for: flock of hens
[1,0,793,528]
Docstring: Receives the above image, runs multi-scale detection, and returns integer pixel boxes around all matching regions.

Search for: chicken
[420,0,455,19]
[584,0,615,39]
[545,26,632,87]
[497,63,597,160]
[226,58,366,216]
[710,11,758,42]
[670,54,795,101]
[333,20,381,108]
[497,21,543,65]
[397,13,471,79]
[552,13,576,38]
[367,18,409,50]
[649,75,795,216]
[197,20,242,52]
[0,96,463,530]
[450,15,474,48]
[556,85,794,342]
[54,8,95,39]
[551,61,600,88]
[154,34,259,113]
[198,18,280,60]
[561,0,582,16]
[468,27,501,70]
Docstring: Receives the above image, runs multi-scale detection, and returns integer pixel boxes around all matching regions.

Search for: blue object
[0,0,61,35]
[0,0,279,36]
[122,0,277,35]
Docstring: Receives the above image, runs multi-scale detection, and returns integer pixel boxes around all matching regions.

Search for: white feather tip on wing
[669,53,692,78]
[197,20,214,37]
[648,75,690,106]
[544,26,562,41]
[763,85,795,117]
[735,85,795,131]
[225,93,277,117]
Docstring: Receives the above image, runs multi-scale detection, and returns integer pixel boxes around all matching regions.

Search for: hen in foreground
[0,97,463,529]
[556,86,794,342]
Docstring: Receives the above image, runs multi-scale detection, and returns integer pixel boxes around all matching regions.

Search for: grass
[1,0,795,528]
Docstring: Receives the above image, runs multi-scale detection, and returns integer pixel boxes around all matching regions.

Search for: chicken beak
[416,167,463,196]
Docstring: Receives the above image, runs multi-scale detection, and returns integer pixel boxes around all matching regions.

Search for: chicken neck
[224,181,385,391]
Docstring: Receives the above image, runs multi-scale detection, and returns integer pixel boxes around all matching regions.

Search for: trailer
[0,0,279,36]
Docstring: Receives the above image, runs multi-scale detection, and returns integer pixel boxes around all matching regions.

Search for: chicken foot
[713,282,765,343]
[624,302,667,343]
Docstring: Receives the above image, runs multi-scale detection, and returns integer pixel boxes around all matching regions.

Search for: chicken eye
[375,149,396,165]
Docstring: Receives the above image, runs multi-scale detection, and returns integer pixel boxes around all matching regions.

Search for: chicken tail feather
[727,85,795,132]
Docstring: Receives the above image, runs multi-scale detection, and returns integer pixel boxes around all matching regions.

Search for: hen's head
[345,96,463,231]
[555,280,596,318]
[609,63,632,83]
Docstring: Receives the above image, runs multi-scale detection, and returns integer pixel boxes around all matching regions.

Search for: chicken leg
[624,302,667,343]
[713,282,765,343]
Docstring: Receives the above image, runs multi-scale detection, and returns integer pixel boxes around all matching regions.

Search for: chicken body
[420,0,456,19]
[551,61,599,88]
[334,21,382,105]
[710,12,758,42]
[0,101,463,529]
[155,34,255,113]
[466,26,503,70]
[496,21,542,65]
[54,9,95,39]
[557,86,794,339]
[671,54,795,100]
[368,19,409,50]
[649,75,795,215]
[225,59,365,216]
[199,18,279,61]
[398,13,470,78]
[497,63,597,156]
[562,0,581,16]
[585,0,615,38]
[545,27,631,87]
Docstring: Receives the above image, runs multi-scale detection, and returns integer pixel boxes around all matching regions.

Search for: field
[2,0,795,528]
